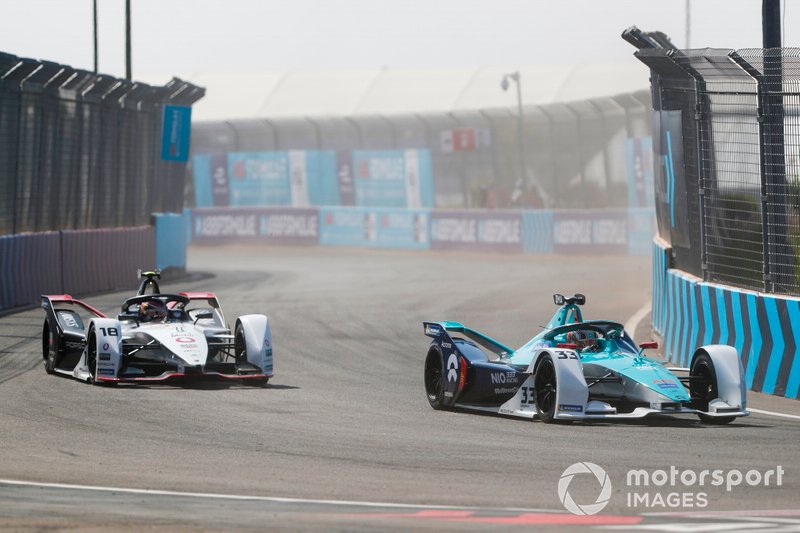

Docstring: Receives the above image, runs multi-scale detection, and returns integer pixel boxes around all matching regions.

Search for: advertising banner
[161,105,192,162]
[552,209,628,254]
[192,207,319,245]
[193,151,338,208]
[320,207,429,249]
[336,150,356,206]
[429,210,523,253]
[352,149,434,208]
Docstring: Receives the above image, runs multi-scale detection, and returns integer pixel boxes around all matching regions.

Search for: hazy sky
[1,0,793,81]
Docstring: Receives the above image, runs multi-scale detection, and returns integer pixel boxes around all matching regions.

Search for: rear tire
[534,354,558,423]
[690,353,735,425]
[424,349,447,410]
[42,319,57,374]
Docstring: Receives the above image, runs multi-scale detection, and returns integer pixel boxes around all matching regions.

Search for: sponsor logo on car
[61,313,79,329]
[654,379,679,389]
[491,372,518,385]
[446,353,459,382]
[102,343,109,351]
[175,337,196,343]
[65,341,85,350]
[441,342,452,349]
[559,404,584,413]
[99,353,111,361]
[98,369,115,375]
[425,324,441,336]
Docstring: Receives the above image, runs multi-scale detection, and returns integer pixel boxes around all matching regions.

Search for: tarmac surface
[0,245,798,531]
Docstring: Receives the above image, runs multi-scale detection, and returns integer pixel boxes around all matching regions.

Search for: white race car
[41,272,272,386]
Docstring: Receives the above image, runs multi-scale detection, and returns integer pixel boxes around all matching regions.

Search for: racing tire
[86,329,99,385]
[424,349,448,410]
[690,353,735,425]
[42,319,57,374]
[234,322,248,365]
[84,329,116,387]
[534,354,558,423]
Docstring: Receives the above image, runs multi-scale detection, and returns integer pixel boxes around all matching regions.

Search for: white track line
[748,408,800,420]
[0,479,558,513]
[625,302,652,340]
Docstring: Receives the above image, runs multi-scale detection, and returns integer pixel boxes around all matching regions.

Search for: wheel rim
[425,359,443,402]
[535,359,556,415]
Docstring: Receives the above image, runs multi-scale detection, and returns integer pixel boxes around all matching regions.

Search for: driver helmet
[566,330,599,351]
[140,300,167,322]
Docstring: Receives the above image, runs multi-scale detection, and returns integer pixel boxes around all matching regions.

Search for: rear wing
[180,292,220,308]
[423,321,513,357]
[179,292,226,328]
[41,294,106,318]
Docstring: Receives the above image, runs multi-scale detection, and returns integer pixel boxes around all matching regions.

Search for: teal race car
[422,294,748,424]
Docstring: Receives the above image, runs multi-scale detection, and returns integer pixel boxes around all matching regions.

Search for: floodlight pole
[761,0,791,291]
[125,0,132,80]
[502,71,526,188]
[93,0,98,73]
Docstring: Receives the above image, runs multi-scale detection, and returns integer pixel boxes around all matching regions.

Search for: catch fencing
[0,51,204,236]
[190,90,654,211]
[636,47,800,296]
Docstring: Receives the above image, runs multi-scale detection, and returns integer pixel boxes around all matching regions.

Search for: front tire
[86,329,98,385]
[690,353,735,425]
[534,354,558,423]
[424,349,447,410]
[234,323,247,365]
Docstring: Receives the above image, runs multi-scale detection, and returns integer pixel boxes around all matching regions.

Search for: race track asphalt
[0,245,798,531]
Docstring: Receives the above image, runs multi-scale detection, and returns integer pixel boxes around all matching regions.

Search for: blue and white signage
[161,105,192,162]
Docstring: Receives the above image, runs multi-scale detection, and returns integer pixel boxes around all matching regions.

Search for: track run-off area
[0,246,798,532]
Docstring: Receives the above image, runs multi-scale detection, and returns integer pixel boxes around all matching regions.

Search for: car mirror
[553,293,565,305]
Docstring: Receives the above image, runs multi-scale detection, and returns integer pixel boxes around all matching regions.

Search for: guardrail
[652,238,800,400]
[0,226,154,312]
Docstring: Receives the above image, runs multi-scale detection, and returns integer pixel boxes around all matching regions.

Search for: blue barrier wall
[522,211,553,254]
[154,212,189,270]
[652,238,669,336]
[652,238,800,400]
